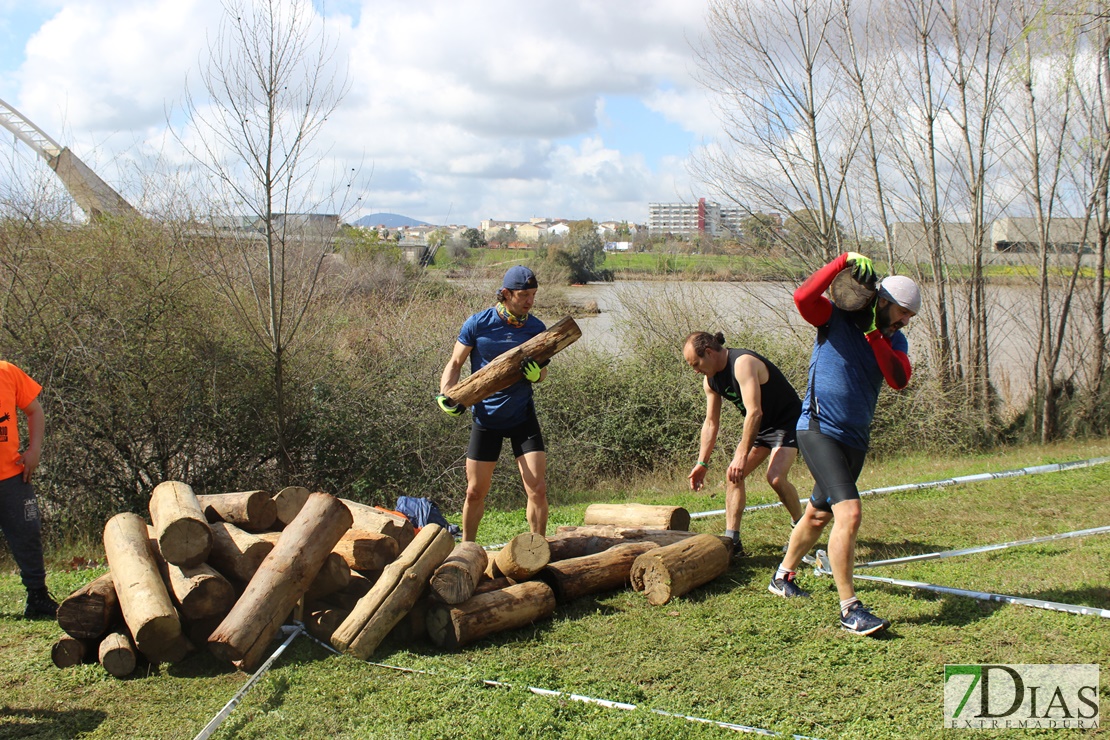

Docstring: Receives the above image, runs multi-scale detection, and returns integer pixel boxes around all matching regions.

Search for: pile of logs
[51,492,731,677]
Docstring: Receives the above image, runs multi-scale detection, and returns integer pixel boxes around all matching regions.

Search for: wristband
[696,461,709,468]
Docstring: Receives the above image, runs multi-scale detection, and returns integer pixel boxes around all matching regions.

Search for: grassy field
[1,441,1108,739]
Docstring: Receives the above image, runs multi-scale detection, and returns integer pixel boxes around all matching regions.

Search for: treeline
[0,218,1089,541]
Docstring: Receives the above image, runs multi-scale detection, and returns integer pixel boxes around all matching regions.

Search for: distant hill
[354,213,431,229]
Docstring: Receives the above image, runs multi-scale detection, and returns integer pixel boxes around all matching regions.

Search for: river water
[556,279,1103,414]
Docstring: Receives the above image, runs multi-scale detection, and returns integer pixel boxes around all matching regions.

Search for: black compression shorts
[797,427,867,512]
[467,412,545,462]
[754,426,798,449]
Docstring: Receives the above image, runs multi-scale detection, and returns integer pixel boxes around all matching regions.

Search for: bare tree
[694,0,862,264]
[179,0,348,474]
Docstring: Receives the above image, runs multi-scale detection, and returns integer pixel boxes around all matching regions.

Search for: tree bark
[331,523,455,659]
[553,525,715,546]
[332,530,399,572]
[582,504,690,530]
[426,580,556,650]
[538,542,658,603]
[103,512,186,663]
[339,498,415,549]
[159,559,236,623]
[429,542,488,604]
[444,316,582,408]
[149,481,212,567]
[98,631,138,678]
[57,572,120,640]
[207,521,275,586]
[494,532,550,581]
[197,490,277,532]
[273,486,311,527]
[630,534,730,606]
[208,492,352,670]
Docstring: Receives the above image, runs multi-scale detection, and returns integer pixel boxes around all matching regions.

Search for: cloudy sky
[0,0,722,226]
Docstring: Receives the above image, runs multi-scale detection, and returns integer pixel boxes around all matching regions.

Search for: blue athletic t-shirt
[797,306,908,450]
[458,307,547,429]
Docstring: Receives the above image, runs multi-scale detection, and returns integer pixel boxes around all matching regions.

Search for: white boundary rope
[297,629,822,739]
[689,456,1110,520]
[812,551,1110,619]
[854,525,1110,569]
[193,624,304,740]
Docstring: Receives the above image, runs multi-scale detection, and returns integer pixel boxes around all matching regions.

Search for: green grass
[2,441,1108,739]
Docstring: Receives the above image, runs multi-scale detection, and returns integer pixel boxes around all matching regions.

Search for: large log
[443,316,581,409]
[339,498,415,549]
[553,525,723,547]
[630,533,730,606]
[103,512,185,663]
[149,481,212,567]
[333,530,399,572]
[429,542,488,605]
[314,571,375,612]
[208,492,352,670]
[426,581,556,650]
[207,522,275,585]
[197,491,277,532]
[98,631,138,678]
[331,524,455,659]
[582,503,690,531]
[538,542,659,603]
[305,552,352,601]
[305,608,350,643]
[51,636,94,668]
[159,560,236,623]
[57,572,121,640]
[273,486,311,527]
[494,532,550,581]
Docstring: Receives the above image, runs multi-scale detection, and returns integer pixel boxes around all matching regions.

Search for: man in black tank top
[683,331,804,556]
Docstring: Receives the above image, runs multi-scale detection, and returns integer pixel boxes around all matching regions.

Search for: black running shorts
[467,412,545,462]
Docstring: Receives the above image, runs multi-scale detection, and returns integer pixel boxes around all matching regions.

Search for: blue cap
[501,265,538,291]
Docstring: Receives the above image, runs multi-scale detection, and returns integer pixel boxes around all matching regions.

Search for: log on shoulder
[630,533,730,606]
[149,481,212,567]
[444,316,581,409]
[582,503,690,531]
[426,580,556,650]
[207,492,352,670]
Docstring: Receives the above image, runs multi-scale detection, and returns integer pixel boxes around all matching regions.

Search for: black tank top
[707,348,802,429]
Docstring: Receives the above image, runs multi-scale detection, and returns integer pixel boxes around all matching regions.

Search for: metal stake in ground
[812,550,1110,619]
[193,624,304,740]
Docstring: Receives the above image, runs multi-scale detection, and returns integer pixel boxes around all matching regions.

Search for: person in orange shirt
[0,361,56,618]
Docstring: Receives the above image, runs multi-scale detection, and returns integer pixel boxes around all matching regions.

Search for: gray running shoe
[768,571,810,598]
[840,602,890,636]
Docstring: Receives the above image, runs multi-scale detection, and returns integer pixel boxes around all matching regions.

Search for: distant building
[892,216,1097,265]
[648,198,722,236]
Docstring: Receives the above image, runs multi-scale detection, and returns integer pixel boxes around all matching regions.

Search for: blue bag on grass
[395,496,462,538]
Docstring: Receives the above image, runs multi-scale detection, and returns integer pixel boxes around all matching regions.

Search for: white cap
[878,275,921,314]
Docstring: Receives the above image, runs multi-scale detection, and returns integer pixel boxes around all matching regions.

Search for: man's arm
[794,254,850,326]
[20,398,44,483]
[689,377,721,492]
[439,341,473,395]
[728,355,764,485]
[865,333,912,390]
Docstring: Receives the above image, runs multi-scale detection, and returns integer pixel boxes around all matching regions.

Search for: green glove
[435,394,464,416]
[860,299,878,334]
[845,252,876,288]
[520,357,542,383]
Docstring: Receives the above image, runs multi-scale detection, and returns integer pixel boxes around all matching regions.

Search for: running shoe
[839,602,890,636]
[768,571,810,598]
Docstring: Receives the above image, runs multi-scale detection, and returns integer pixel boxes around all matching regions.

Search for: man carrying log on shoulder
[683,331,804,558]
[436,266,550,542]
[768,252,918,637]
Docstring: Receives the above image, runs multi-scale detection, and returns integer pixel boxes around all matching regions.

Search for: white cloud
[4,0,718,225]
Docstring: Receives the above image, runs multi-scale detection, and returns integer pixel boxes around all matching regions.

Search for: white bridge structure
[0,97,138,219]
